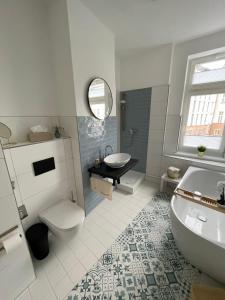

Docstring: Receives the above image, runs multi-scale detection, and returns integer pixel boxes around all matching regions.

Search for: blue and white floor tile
[67,193,201,300]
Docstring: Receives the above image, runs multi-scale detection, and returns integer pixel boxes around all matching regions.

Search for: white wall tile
[146,155,162,177]
[0,193,21,234]
[3,149,15,177]
[0,159,13,199]
[149,115,166,131]
[4,149,23,207]
[151,85,169,103]
[146,85,169,179]
[63,138,73,160]
[59,116,84,209]
[22,180,68,230]
[17,161,67,200]
[5,138,78,229]
[163,114,180,155]
[150,99,167,116]
[148,142,163,156]
[148,130,164,144]
[65,158,75,180]
[10,140,65,176]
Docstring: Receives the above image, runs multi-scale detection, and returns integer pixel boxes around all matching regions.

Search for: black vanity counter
[88,158,138,186]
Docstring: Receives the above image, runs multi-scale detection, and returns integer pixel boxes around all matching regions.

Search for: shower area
[119,88,152,193]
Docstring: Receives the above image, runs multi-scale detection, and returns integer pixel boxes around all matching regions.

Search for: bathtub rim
[171,195,225,250]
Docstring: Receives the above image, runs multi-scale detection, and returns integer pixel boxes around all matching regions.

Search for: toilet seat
[39,200,85,231]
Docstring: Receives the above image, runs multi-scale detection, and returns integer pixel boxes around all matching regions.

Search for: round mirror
[0,122,11,139]
[87,78,113,120]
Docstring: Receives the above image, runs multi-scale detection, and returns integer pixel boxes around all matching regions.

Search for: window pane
[89,79,105,98]
[192,58,225,84]
[183,94,225,149]
[91,103,105,119]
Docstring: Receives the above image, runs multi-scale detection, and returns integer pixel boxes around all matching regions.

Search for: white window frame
[178,50,225,158]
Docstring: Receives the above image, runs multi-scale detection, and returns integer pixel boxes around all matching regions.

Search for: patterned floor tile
[67,193,201,300]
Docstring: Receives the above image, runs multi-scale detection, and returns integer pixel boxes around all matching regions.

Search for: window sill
[164,152,225,169]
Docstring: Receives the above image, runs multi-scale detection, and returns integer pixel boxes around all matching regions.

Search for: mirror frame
[87,77,113,120]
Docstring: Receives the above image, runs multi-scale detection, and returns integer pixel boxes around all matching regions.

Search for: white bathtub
[171,166,225,284]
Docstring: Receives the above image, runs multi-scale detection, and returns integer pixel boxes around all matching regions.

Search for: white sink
[104,153,131,168]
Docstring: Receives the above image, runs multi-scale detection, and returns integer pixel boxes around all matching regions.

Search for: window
[218,111,224,123]
[179,50,225,157]
[221,94,225,103]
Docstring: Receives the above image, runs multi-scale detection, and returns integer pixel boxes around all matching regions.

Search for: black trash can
[26,223,49,260]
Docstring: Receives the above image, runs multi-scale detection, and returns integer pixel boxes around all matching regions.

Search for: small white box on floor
[117,170,145,194]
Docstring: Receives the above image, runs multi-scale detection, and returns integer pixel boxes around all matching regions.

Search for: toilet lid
[40,200,85,230]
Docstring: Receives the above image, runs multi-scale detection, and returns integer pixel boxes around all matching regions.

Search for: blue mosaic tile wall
[77,116,117,215]
[120,88,151,173]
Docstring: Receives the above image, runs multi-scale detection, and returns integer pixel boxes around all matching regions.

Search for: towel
[90,176,113,201]
[190,284,225,300]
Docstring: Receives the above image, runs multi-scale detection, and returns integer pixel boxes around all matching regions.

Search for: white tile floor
[15,181,159,300]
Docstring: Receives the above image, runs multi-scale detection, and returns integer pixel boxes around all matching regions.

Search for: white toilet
[39,200,85,240]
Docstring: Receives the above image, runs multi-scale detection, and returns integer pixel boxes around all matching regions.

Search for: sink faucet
[105,145,113,158]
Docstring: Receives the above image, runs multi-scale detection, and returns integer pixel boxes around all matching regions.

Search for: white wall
[0,0,57,116]
[119,30,225,182]
[47,0,77,117]
[0,0,61,145]
[66,0,116,116]
[120,44,172,91]
[4,139,76,230]
[0,0,116,212]
[118,44,172,181]
[0,116,59,144]
[46,0,84,209]
[146,85,169,180]
[165,29,225,157]
[115,57,121,151]
[0,143,35,299]
[161,30,225,178]
[59,116,85,209]
[168,30,225,116]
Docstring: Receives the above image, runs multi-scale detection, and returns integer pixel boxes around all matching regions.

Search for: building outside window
[221,94,225,103]
[218,111,224,123]
[178,49,225,158]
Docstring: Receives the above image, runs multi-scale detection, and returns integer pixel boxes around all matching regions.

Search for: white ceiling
[82,0,225,55]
